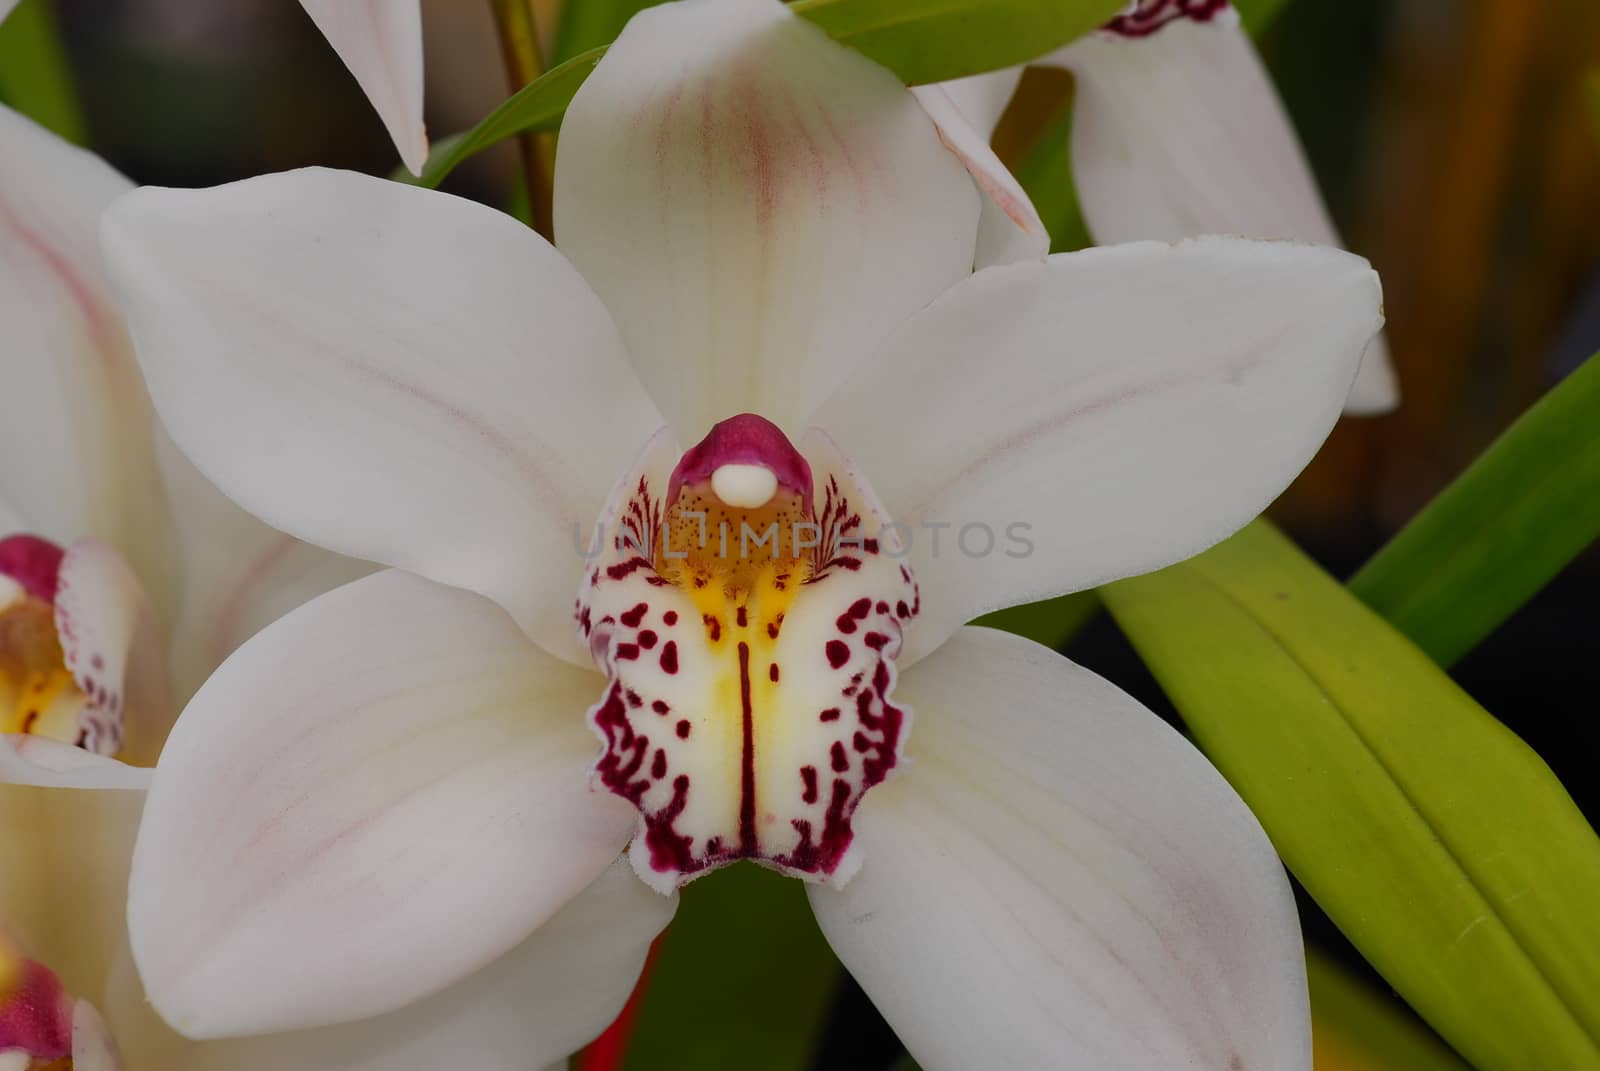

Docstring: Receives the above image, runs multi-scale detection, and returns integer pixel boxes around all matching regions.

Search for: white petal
[913,83,1048,270]
[127,569,634,1038]
[0,105,175,601]
[810,627,1309,1071]
[71,1001,123,1071]
[111,858,673,1071]
[0,783,146,1003]
[0,1,18,25]
[153,429,372,701]
[100,167,662,664]
[1057,14,1398,414]
[552,0,980,440]
[814,238,1382,663]
[53,539,172,763]
[0,736,151,790]
[936,69,1023,142]
[299,0,428,175]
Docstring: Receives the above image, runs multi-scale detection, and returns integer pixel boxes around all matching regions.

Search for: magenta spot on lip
[800,765,819,804]
[676,719,691,738]
[652,700,670,715]
[825,640,850,669]
[0,958,75,1061]
[819,707,841,722]
[0,534,66,604]
[665,413,814,512]
[659,641,679,674]
[663,610,678,626]
[638,629,659,650]
[620,602,649,628]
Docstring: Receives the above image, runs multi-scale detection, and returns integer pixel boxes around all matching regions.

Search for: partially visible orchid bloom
[102,1,1381,1067]
[940,0,1400,414]
[0,932,121,1071]
[296,0,429,176]
[0,104,370,1066]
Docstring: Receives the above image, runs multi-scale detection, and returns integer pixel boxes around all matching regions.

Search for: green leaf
[971,590,1099,650]
[401,47,604,189]
[1307,951,1471,1071]
[551,0,662,65]
[1349,352,1600,666]
[789,0,1124,86]
[0,0,86,144]
[408,0,1126,189]
[621,863,841,1070]
[1101,520,1600,1071]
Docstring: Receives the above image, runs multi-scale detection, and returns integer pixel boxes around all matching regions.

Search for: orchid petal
[153,430,372,701]
[814,237,1382,663]
[936,69,1022,142]
[127,570,633,1038]
[112,858,673,1071]
[1056,11,1398,413]
[0,1,17,26]
[71,1001,122,1071]
[53,539,171,764]
[0,736,150,790]
[913,83,1048,269]
[552,0,980,440]
[100,167,661,664]
[0,105,174,602]
[810,626,1309,1071]
[298,0,428,175]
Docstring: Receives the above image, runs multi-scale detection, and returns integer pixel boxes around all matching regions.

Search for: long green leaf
[408,0,1125,189]
[0,0,85,144]
[1102,520,1600,1071]
[621,863,841,1070]
[1349,352,1600,666]
[1308,951,1471,1071]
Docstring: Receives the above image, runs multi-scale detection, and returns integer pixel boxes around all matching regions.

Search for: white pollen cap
[711,463,779,509]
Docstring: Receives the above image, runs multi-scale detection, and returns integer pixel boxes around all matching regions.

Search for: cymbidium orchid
[0,103,368,1068]
[941,0,1400,414]
[101,0,1382,1067]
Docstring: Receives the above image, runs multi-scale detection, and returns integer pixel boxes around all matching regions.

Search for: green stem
[487,0,555,237]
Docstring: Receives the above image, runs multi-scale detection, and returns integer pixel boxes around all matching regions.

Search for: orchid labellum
[97,0,1381,1067]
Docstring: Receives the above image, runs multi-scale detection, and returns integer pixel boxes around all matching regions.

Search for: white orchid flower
[939,0,1400,415]
[101,0,1382,1067]
[0,103,368,1067]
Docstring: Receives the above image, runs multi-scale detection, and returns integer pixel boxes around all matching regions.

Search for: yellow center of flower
[0,596,89,747]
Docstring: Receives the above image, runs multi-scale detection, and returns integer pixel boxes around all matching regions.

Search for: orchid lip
[1103,0,1231,37]
[0,534,128,757]
[577,418,919,892]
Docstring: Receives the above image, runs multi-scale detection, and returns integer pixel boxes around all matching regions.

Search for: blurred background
[2,0,1596,1067]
